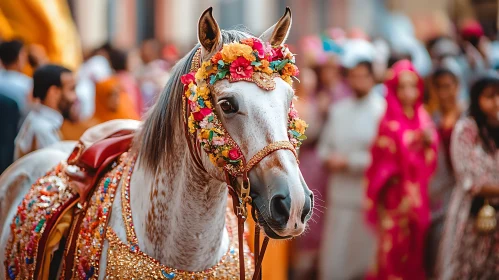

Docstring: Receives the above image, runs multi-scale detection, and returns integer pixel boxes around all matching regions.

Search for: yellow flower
[195,61,217,80]
[281,75,293,85]
[222,149,229,158]
[195,70,205,81]
[221,43,255,63]
[256,60,273,74]
[294,119,308,134]
[212,128,224,135]
[204,100,212,108]
[198,85,210,99]
[188,115,196,133]
[201,129,210,139]
[209,154,217,165]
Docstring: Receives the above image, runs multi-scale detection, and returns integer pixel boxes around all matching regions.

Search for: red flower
[230,57,253,79]
[193,107,212,121]
[228,148,242,160]
[181,72,196,85]
[270,48,284,61]
[252,38,265,58]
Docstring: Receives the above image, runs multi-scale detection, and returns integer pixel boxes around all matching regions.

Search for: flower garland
[181,37,307,172]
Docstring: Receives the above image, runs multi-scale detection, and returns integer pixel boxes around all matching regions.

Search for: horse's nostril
[270,194,290,225]
[301,193,313,223]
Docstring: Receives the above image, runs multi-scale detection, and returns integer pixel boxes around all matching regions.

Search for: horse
[0,7,313,279]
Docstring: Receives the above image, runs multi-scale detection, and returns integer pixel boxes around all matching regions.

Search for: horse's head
[196,8,313,239]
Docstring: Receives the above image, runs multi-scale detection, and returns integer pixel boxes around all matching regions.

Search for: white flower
[199,119,208,128]
[212,137,225,146]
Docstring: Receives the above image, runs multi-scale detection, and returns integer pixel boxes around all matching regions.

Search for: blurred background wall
[68,0,496,53]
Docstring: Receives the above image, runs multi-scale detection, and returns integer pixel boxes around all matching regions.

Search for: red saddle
[65,120,139,203]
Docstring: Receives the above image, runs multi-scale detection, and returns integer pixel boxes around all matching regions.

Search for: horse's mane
[137,29,253,173]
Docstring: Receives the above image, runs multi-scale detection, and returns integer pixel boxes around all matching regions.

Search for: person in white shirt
[318,61,386,280]
[0,40,32,115]
[14,64,77,160]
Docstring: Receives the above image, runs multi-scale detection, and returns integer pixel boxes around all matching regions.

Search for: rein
[183,48,299,280]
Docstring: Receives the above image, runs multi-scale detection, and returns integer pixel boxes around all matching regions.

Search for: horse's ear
[198,7,222,60]
[259,7,292,46]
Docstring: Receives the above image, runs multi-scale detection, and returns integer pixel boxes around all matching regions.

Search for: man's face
[347,63,374,97]
[57,72,77,121]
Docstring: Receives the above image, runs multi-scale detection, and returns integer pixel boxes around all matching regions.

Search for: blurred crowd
[289,13,499,280]
[0,3,499,280]
[0,38,179,172]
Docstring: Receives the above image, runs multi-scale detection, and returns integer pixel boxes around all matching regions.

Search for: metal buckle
[236,177,252,219]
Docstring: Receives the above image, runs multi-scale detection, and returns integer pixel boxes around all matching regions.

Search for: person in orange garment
[247,210,290,280]
[61,76,140,140]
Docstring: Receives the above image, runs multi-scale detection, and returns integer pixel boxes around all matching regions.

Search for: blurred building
[70,0,496,52]
[70,0,384,51]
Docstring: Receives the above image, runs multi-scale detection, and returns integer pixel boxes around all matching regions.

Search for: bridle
[183,48,299,279]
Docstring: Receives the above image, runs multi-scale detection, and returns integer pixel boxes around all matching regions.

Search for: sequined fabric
[4,163,77,280]
[105,209,254,279]
[67,153,127,279]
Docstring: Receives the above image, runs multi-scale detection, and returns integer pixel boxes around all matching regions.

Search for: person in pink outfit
[365,60,438,280]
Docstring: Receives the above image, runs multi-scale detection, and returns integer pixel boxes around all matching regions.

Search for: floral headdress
[181,37,307,174]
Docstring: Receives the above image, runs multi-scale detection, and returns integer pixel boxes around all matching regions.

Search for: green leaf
[209,130,214,141]
[208,115,214,122]
[209,74,217,85]
[297,134,308,140]
[251,61,262,67]
[228,159,241,165]
[276,59,290,71]
[216,69,229,79]
[253,51,260,61]
[269,61,281,70]
[218,60,225,67]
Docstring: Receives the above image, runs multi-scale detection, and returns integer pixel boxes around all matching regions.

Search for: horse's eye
[219,100,237,114]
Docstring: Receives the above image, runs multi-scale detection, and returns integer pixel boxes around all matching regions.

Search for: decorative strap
[245,141,297,173]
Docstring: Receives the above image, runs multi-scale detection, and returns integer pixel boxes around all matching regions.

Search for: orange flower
[211,52,223,64]
[240,38,254,48]
[294,118,308,134]
[282,63,297,76]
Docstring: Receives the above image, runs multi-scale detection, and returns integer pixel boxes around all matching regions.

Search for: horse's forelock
[137,29,253,173]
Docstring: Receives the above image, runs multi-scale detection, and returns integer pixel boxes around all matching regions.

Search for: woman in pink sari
[365,60,438,280]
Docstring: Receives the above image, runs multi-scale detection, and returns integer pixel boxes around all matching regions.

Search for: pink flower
[289,108,298,118]
[252,39,265,58]
[189,100,198,112]
[230,57,253,79]
[263,42,273,55]
[294,66,300,76]
[228,148,242,160]
[181,72,196,85]
[193,107,212,121]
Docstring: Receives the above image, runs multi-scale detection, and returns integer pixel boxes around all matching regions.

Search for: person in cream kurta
[318,61,386,280]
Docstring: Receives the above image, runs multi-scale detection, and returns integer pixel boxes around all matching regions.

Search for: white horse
[0,8,313,278]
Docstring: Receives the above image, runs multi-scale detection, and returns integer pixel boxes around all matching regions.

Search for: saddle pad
[4,163,78,280]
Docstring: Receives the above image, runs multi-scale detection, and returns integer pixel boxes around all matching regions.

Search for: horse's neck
[129,147,229,271]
